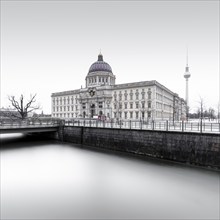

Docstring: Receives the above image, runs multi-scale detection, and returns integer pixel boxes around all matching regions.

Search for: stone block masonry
[59,126,220,170]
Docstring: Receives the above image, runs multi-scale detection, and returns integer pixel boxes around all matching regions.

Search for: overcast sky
[1,0,219,114]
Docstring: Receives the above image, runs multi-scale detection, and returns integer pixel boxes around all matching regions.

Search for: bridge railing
[0,118,62,128]
[64,119,220,133]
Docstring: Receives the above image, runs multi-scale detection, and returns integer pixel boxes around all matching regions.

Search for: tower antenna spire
[186,46,188,67]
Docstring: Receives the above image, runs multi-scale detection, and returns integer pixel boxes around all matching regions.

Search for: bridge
[0,117,219,134]
[0,118,61,134]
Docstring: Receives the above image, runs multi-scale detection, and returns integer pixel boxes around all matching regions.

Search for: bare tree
[8,94,40,120]
[197,96,205,120]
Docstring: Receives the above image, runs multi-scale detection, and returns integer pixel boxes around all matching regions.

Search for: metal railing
[0,118,62,128]
[64,119,220,133]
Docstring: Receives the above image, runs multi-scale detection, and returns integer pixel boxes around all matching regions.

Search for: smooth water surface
[1,134,219,219]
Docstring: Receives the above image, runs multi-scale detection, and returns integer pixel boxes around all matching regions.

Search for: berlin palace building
[51,53,186,121]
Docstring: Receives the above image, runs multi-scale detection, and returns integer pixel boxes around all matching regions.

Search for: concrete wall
[60,126,220,170]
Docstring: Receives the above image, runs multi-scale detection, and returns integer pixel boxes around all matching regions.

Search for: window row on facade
[53,105,78,112]
[52,96,78,106]
[113,88,152,101]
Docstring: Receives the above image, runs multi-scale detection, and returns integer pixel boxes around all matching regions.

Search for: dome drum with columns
[51,53,186,121]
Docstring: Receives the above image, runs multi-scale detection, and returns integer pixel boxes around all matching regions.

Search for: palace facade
[51,53,186,121]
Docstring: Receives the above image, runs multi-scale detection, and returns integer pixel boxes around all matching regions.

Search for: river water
[1,133,219,219]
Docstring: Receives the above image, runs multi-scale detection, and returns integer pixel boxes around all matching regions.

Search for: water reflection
[1,134,219,219]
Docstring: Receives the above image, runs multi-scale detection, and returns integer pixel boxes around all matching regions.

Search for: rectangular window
[136,112,139,119]
[136,102,139,109]
[99,102,102,108]
[148,102,151,108]
[130,112,133,119]
[125,103,127,109]
[124,112,127,119]
[130,103,133,109]
[142,102,145,109]
[114,112,117,118]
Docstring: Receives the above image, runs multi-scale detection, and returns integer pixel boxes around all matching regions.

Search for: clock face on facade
[89,89,95,97]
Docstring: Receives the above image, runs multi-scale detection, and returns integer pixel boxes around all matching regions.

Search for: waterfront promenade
[64,119,220,133]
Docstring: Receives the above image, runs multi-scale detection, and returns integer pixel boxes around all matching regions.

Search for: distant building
[0,107,20,119]
[51,53,186,121]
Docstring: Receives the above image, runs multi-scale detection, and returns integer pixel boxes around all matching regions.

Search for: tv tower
[184,48,191,107]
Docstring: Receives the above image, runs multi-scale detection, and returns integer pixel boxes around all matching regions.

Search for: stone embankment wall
[57,126,220,170]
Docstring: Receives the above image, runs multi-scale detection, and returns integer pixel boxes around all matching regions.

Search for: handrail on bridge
[0,117,63,127]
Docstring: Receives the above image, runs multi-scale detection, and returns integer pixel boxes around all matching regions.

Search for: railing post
[166,120,168,131]
[129,120,131,129]
[182,120,184,132]
[200,120,203,133]
[152,120,154,130]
